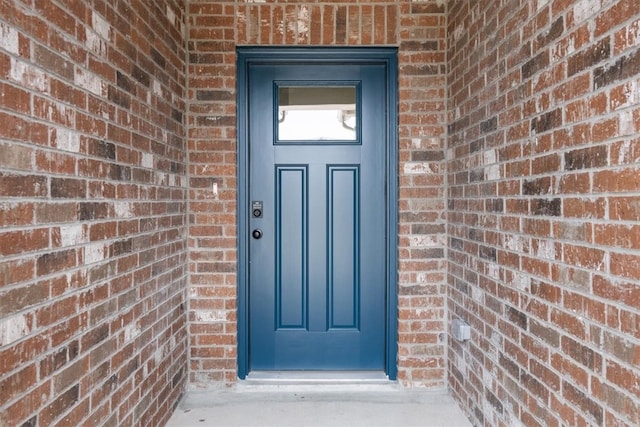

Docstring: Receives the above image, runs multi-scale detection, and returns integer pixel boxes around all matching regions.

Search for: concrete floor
[166,382,472,427]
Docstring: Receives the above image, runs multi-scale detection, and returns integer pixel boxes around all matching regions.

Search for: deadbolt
[252,229,263,239]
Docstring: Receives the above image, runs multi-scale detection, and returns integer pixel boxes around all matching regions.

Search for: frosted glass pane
[278,86,357,141]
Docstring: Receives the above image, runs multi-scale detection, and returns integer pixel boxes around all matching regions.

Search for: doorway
[237,48,398,379]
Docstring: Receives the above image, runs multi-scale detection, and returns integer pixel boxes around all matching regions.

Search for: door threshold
[242,371,395,385]
[247,371,388,381]
[241,371,397,391]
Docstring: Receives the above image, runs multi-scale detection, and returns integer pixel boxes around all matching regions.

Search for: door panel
[328,165,359,329]
[248,62,386,371]
[275,165,307,329]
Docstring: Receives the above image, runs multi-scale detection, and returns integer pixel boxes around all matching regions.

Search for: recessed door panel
[275,166,308,330]
[328,166,360,330]
[246,59,389,372]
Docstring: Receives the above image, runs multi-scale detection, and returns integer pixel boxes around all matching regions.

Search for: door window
[276,84,359,142]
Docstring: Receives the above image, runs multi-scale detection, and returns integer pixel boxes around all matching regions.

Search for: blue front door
[247,58,388,372]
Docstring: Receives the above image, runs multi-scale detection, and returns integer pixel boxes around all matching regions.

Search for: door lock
[252,229,263,239]
[252,201,263,218]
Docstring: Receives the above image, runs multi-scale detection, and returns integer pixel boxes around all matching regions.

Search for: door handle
[252,229,263,239]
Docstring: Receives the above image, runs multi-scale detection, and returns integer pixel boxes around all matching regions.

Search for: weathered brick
[116,71,133,94]
[107,85,130,109]
[530,108,562,134]
[36,249,76,276]
[1,1,637,426]
[531,198,561,216]
[522,51,549,79]
[78,202,109,221]
[567,36,610,77]
[150,47,166,68]
[480,116,497,133]
[523,177,552,195]
[131,65,150,87]
[563,381,603,424]
[564,145,608,170]
[195,90,233,102]
[0,229,49,256]
[33,43,74,80]
[447,1,640,426]
[0,0,187,425]
[507,306,527,329]
[39,384,79,426]
[0,284,47,317]
[537,17,564,48]
[50,178,86,199]
[594,47,640,89]
[0,174,48,198]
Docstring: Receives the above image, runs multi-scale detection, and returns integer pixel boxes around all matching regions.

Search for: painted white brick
[153,79,163,97]
[114,201,132,218]
[536,239,556,260]
[294,6,310,42]
[617,140,633,164]
[573,0,601,22]
[409,234,446,248]
[536,0,550,10]
[84,243,104,264]
[484,149,497,165]
[512,272,531,291]
[194,310,227,322]
[166,5,177,24]
[485,164,501,180]
[55,127,80,153]
[619,110,635,136]
[504,235,525,252]
[487,263,500,279]
[124,323,141,343]
[0,314,30,346]
[471,286,483,302]
[75,68,103,96]
[85,30,106,56]
[10,58,48,92]
[0,23,19,55]
[60,224,86,247]
[141,153,154,168]
[92,11,110,40]
[403,162,435,174]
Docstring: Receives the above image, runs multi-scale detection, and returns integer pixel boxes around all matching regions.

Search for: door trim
[236,47,398,380]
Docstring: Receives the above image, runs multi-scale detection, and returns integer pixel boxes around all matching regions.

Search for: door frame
[236,47,398,380]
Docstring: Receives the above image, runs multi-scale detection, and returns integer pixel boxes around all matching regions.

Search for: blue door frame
[236,47,398,380]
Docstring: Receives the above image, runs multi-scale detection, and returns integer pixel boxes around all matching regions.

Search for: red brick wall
[0,1,188,425]
[187,0,448,387]
[10,0,637,423]
[448,0,640,425]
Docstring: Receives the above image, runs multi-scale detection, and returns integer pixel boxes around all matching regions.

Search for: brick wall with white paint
[186,0,449,387]
[0,1,188,425]
[447,0,640,425]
